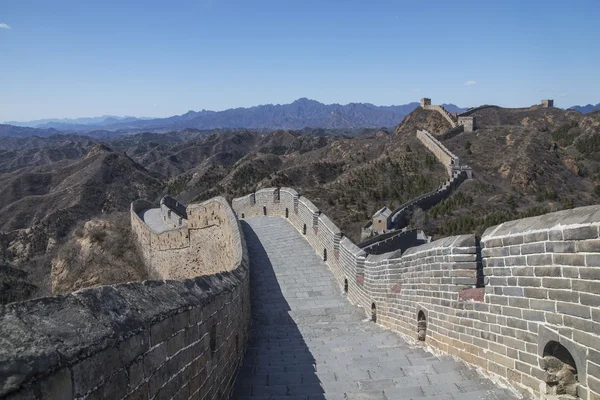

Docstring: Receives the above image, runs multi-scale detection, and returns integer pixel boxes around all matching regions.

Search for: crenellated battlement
[0,196,251,400]
[232,188,600,399]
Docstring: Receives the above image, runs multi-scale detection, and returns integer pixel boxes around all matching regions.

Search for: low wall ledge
[482,205,600,240]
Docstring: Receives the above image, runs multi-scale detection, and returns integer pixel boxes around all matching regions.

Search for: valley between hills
[1,104,600,304]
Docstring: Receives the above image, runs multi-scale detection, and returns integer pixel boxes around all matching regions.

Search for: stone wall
[0,196,250,400]
[131,198,241,279]
[416,129,459,177]
[160,196,188,230]
[457,116,475,132]
[422,104,457,127]
[232,188,600,399]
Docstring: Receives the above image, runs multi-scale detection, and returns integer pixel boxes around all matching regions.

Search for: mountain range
[3,98,467,134]
[569,103,600,114]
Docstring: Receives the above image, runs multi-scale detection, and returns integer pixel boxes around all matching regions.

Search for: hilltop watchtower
[458,116,476,132]
[420,98,432,107]
[541,99,554,108]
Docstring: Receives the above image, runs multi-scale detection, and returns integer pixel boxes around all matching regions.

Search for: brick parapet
[232,188,600,399]
[0,197,250,399]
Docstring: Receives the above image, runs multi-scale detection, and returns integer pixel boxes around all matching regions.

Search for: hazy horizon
[1,0,599,121]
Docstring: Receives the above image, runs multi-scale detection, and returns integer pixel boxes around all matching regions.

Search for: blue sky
[1,0,599,121]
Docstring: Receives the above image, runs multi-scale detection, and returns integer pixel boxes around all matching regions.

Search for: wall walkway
[233,216,517,399]
[233,188,600,400]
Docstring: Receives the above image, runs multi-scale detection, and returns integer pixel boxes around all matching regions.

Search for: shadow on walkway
[232,221,325,399]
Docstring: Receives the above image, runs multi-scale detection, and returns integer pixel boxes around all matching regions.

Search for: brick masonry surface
[0,197,250,400]
[233,187,600,400]
[232,216,518,399]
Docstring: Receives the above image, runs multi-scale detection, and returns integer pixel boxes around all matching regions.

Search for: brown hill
[0,144,163,300]
[407,106,600,238]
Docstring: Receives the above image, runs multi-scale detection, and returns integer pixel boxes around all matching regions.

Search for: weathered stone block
[118,331,150,366]
[524,287,548,299]
[502,287,524,297]
[530,299,555,312]
[572,279,600,294]
[542,278,571,289]
[548,289,579,303]
[534,266,561,276]
[523,231,549,243]
[549,230,563,241]
[71,347,121,397]
[563,226,598,240]
[505,256,527,267]
[143,342,168,378]
[580,293,600,307]
[527,254,552,266]
[557,302,591,319]
[521,243,545,255]
[502,236,524,246]
[554,254,585,266]
[545,241,576,253]
[508,297,530,309]
[150,317,174,346]
[581,266,600,280]
[517,277,541,287]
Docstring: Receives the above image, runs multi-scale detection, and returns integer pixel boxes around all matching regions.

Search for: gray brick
[521,243,545,255]
[524,288,548,299]
[576,239,600,253]
[553,254,585,266]
[509,246,521,256]
[563,226,598,240]
[484,238,504,248]
[502,236,524,246]
[581,266,600,280]
[547,289,579,303]
[580,293,600,307]
[572,279,600,294]
[502,287,524,297]
[517,277,541,287]
[505,256,526,267]
[542,278,571,289]
[523,231,548,243]
[530,299,555,312]
[557,302,591,319]
[534,266,561,276]
[573,330,600,349]
[561,267,579,278]
[522,309,545,322]
[512,266,534,276]
[502,307,522,318]
[508,297,530,309]
[545,241,576,253]
[527,254,552,266]
[549,230,563,241]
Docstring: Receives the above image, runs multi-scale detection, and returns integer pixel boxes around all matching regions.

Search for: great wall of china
[3,97,600,400]
[0,197,250,400]
[233,187,600,400]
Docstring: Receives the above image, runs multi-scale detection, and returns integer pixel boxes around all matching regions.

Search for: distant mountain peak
[568,103,600,114]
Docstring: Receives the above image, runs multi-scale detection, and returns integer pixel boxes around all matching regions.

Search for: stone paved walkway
[232,217,520,400]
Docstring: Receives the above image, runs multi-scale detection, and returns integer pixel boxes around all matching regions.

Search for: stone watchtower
[541,99,554,108]
[420,98,432,107]
[458,116,476,132]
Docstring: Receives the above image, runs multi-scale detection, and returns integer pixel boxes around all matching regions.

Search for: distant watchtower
[541,99,554,108]
[458,116,476,132]
[420,98,432,107]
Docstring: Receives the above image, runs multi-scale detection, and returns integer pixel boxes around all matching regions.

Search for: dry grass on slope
[51,212,154,295]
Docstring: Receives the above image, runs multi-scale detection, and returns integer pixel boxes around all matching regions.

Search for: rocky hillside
[0,144,163,300]
[4,104,600,303]
[407,106,600,238]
